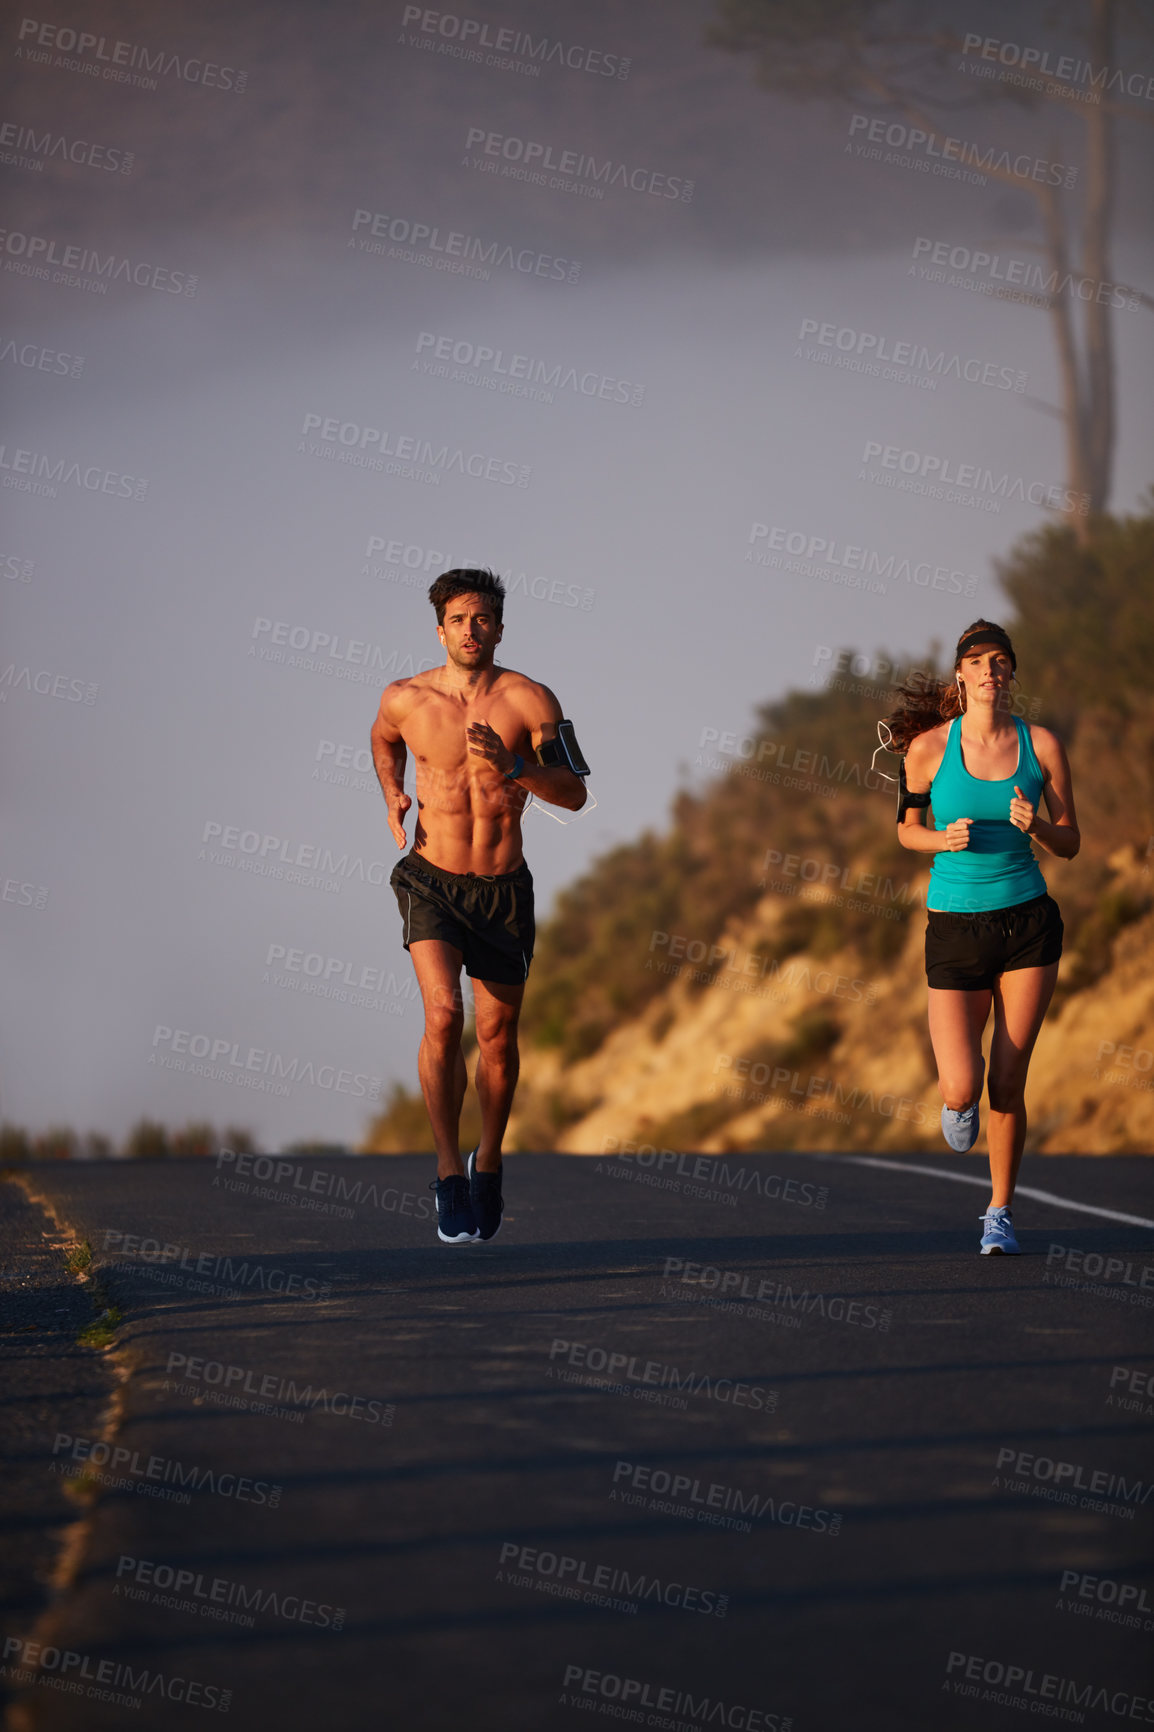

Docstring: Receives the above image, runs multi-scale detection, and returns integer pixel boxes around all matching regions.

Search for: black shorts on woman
[924,893,1063,991]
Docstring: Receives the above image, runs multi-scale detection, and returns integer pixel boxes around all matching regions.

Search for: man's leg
[409,939,468,1179]
[987,961,1059,1208]
[471,976,525,1171]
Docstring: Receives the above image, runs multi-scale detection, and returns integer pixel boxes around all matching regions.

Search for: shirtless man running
[370,568,588,1244]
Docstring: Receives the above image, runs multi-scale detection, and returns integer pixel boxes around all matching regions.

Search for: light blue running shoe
[979,1207,1020,1255]
[942,1057,985,1151]
[941,1100,980,1151]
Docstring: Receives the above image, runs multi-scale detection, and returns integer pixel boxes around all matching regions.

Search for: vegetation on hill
[0,1119,257,1164]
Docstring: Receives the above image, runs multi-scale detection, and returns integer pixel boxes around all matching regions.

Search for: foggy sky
[3,0,1152,1148]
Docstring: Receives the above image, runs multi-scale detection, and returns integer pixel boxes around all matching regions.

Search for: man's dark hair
[428,568,506,627]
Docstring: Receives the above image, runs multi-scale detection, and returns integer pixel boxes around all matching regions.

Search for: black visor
[955,626,1015,670]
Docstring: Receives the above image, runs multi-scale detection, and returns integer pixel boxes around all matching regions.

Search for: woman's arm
[896,729,973,855]
[1010,727,1080,859]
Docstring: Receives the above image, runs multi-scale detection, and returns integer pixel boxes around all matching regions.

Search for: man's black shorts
[924,892,1063,992]
[390,851,534,986]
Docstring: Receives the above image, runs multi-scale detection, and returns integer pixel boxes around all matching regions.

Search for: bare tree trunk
[723,0,1128,538]
[1082,0,1117,516]
[859,49,1107,541]
[1038,182,1093,538]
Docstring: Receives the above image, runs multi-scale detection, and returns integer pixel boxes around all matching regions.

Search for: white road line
[819,1154,1154,1231]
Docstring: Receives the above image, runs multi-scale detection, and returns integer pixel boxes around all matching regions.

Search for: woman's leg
[927,987,991,1111]
[985,961,1059,1207]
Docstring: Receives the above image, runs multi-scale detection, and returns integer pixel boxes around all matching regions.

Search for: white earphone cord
[870,719,898,785]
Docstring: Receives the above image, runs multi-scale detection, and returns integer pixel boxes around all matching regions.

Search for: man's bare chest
[404,697,525,770]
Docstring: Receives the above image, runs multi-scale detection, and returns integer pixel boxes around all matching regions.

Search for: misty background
[3,0,1152,1149]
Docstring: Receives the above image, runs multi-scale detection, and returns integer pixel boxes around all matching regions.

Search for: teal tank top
[927,714,1048,912]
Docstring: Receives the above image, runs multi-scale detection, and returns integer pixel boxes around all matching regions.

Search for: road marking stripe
[820,1155,1154,1230]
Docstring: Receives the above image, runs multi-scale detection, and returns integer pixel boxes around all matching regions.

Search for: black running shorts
[924,892,1063,992]
[390,850,535,986]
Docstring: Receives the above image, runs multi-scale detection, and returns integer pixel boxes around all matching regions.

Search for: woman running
[887,620,1080,1254]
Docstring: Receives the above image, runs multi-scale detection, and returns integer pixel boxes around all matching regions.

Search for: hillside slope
[507,846,1154,1157]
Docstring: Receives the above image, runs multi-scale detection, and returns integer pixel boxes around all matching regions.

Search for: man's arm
[466,683,587,812]
[370,684,412,849]
[528,705,588,810]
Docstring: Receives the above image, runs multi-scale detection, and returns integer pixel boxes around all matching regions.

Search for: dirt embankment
[507,850,1154,1157]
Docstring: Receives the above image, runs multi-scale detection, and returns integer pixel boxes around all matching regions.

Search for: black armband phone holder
[535,719,590,776]
[897,759,931,823]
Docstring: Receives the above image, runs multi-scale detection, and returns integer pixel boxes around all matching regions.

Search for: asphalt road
[3,1152,1153,1732]
[0,1187,114,1648]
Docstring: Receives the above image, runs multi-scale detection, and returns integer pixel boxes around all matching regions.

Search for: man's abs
[398,677,534,873]
[412,770,527,875]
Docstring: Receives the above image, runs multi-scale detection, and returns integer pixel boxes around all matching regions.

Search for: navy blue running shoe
[429,1175,478,1244]
[466,1147,504,1242]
